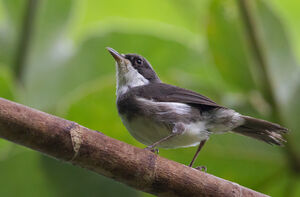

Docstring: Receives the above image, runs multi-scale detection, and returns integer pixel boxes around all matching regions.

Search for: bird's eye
[136,58,142,64]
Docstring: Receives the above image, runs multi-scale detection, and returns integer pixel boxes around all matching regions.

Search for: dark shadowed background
[0,0,299,196]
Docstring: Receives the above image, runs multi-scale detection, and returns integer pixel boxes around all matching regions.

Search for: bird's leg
[195,166,207,172]
[189,140,207,169]
[144,134,175,151]
[144,123,184,151]
[147,148,159,154]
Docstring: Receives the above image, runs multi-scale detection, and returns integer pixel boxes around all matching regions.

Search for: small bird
[107,47,288,168]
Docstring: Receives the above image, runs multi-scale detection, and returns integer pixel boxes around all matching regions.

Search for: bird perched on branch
[107,47,288,169]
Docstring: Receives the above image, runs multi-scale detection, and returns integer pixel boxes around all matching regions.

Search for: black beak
[106,47,125,63]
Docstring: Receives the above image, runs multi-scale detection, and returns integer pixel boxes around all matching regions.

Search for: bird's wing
[132,83,223,110]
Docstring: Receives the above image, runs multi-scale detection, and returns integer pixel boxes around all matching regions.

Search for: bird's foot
[195,165,207,172]
[144,146,159,154]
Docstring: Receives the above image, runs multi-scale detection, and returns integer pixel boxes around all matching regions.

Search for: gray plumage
[233,116,288,146]
[117,83,288,147]
[107,47,288,162]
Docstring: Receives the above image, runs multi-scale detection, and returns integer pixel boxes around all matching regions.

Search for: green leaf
[261,171,298,197]
[58,78,144,147]
[254,0,300,156]
[0,146,55,197]
[0,2,4,22]
[40,155,138,197]
[285,85,300,152]
[0,145,137,197]
[1,0,25,28]
[0,0,25,67]
[24,30,222,111]
[21,0,75,109]
[254,0,300,106]
[268,0,300,64]
[31,0,73,51]
[20,0,223,111]
[0,65,15,100]
[207,0,256,92]
[71,0,206,38]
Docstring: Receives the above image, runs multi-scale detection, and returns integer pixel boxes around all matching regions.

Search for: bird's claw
[195,165,207,172]
[144,146,159,154]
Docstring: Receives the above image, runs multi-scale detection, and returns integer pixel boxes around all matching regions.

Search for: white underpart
[122,117,210,149]
[120,98,211,149]
[116,60,149,97]
[114,60,244,148]
[205,109,244,133]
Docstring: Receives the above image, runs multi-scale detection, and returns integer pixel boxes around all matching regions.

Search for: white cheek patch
[116,61,149,96]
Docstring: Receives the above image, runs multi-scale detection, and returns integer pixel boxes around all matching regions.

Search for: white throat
[116,61,149,97]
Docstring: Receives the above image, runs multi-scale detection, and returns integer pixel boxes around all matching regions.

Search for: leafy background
[0,0,299,196]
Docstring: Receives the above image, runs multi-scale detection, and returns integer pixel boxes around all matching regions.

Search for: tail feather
[233,116,288,146]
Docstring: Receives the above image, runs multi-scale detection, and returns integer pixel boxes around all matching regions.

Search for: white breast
[116,62,149,96]
[120,99,211,149]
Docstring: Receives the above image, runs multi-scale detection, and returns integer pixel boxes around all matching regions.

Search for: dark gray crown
[125,54,161,83]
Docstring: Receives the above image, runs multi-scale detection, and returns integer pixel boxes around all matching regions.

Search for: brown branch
[237,0,300,173]
[0,98,267,197]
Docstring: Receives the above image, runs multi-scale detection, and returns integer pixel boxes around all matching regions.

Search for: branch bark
[0,98,268,197]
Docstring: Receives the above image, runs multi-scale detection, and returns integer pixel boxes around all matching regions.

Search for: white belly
[121,116,210,149]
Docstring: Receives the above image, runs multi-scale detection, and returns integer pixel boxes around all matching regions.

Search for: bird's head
[107,47,160,95]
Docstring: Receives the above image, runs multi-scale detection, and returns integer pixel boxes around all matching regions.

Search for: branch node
[68,122,82,161]
[232,182,243,197]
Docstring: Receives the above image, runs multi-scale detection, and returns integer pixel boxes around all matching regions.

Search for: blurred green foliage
[0,0,300,196]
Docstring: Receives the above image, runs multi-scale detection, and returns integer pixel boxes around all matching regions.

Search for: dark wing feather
[132,83,223,110]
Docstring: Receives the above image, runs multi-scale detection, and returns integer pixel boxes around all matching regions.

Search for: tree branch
[0,98,267,197]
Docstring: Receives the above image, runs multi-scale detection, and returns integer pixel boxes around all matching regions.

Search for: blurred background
[0,0,299,196]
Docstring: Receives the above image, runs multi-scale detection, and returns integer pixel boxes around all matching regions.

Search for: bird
[106,47,288,168]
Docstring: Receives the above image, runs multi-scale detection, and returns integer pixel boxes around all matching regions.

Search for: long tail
[232,115,288,146]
